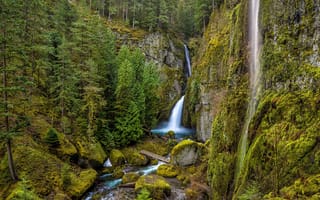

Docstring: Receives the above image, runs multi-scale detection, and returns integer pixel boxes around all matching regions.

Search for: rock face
[189,1,320,199]
[170,140,204,166]
[135,175,171,200]
[114,29,185,116]
[109,149,126,167]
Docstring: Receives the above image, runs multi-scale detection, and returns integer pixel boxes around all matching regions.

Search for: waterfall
[151,95,193,138]
[151,45,194,138]
[184,45,192,77]
[236,0,261,182]
[167,96,185,130]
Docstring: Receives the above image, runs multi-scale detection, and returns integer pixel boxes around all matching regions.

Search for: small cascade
[167,96,185,130]
[103,158,112,168]
[236,0,261,184]
[184,44,192,77]
[151,95,193,138]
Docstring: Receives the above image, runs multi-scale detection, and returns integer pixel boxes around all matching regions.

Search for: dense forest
[1,0,319,200]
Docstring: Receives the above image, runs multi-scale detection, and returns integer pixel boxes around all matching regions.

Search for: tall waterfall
[236,0,261,180]
[184,44,192,77]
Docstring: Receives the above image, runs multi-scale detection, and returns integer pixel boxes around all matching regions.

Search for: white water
[151,95,194,138]
[168,96,185,129]
[236,0,261,178]
[184,44,192,77]
[103,158,112,167]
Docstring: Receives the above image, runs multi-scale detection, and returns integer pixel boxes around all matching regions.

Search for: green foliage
[44,128,60,147]
[113,46,160,147]
[61,164,71,190]
[136,188,152,200]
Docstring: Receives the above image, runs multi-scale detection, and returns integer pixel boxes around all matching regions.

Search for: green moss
[67,169,97,198]
[170,140,205,166]
[235,91,320,197]
[156,164,178,178]
[109,149,126,167]
[135,175,171,200]
[278,174,320,199]
[76,137,107,167]
[5,180,41,200]
[171,140,196,156]
[56,132,77,158]
[127,152,148,166]
[112,167,124,179]
[122,172,140,184]
[135,138,169,156]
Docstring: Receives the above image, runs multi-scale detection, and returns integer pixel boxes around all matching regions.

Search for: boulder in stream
[110,149,126,166]
[122,172,140,184]
[170,140,205,166]
[135,174,171,200]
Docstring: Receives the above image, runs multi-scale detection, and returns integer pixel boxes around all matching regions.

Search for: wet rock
[171,140,205,166]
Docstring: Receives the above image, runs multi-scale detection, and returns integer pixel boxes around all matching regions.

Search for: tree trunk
[2,30,18,182]
[7,139,18,181]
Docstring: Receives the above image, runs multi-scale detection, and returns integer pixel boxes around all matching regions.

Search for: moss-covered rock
[110,149,126,167]
[67,169,97,198]
[112,167,125,179]
[171,140,204,166]
[135,175,171,200]
[156,164,178,178]
[5,181,41,200]
[56,131,77,158]
[150,159,159,165]
[122,172,140,184]
[75,137,107,168]
[127,152,149,166]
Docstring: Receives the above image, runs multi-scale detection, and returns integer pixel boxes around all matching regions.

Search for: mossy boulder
[112,167,125,179]
[56,132,77,158]
[122,172,140,184]
[127,152,149,166]
[75,137,107,168]
[5,182,41,200]
[157,164,178,178]
[110,149,126,166]
[135,175,171,200]
[171,140,205,166]
[67,169,97,198]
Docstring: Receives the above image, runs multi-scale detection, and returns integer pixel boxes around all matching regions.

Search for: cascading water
[236,0,261,180]
[167,96,185,130]
[151,95,193,138]
[184,44,192,77]
[151,45,194,138]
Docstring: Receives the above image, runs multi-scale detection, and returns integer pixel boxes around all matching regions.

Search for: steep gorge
[187,0,320,199]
